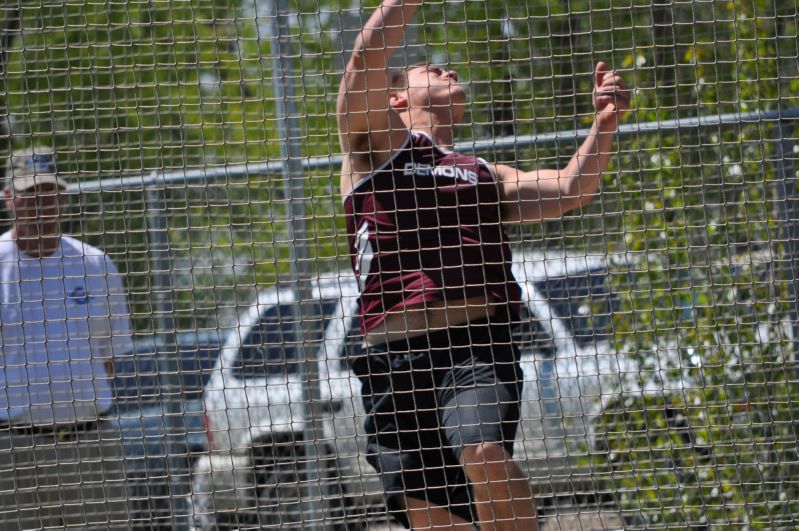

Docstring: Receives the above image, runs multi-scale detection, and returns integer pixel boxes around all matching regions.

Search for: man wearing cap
[0,147,133,529]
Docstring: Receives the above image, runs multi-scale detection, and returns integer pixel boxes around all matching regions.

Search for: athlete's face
[401,65,467,120]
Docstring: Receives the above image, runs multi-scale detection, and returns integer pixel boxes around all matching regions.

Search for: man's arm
[496,62,631,224]
[337,0,420,185]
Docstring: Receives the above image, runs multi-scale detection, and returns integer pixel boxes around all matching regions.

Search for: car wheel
[251,440,365,530]
[190,453,261,531]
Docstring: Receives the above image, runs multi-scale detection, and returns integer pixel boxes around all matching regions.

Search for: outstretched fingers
[594,63,631,116]
[595,61,609,88]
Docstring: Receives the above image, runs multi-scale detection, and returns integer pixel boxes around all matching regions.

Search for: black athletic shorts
[351,318,523,528]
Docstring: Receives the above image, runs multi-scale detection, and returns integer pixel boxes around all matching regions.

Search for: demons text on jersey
[402,162,479,185]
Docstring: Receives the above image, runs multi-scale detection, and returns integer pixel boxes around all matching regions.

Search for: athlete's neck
[403,110,456,149]
[427,125,454,150]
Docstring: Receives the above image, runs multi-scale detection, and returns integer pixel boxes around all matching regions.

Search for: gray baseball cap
[4,147,68,192]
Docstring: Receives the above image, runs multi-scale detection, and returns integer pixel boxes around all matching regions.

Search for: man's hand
[593,61,631,123]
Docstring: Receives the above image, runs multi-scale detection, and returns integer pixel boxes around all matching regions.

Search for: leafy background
[0,0,798,526]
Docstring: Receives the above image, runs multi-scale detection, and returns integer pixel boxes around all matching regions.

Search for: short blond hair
[390,63,432,90]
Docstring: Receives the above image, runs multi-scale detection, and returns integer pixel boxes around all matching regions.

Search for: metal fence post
[775,9,799,368]
[146,178,190,530]
[264,2,326,528]
[776,117,799,364]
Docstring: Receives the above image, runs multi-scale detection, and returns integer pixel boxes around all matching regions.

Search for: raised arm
[337,0,421,190]
[496,62,631,224]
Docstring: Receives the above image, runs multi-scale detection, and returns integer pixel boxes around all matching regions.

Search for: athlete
[337,1,630,529]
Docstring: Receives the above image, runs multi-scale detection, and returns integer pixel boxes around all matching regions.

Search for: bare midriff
[364,295,497,346]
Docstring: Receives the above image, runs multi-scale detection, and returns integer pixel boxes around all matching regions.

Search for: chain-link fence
[0,1,797,529]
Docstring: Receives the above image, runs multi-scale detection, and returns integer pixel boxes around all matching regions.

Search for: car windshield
[235,299,339,378]
[113,332,222,412]
[533,267,617,347]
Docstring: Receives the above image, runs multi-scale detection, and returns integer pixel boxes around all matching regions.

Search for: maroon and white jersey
[343,131,521,334]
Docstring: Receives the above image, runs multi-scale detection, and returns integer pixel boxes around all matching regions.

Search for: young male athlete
[337,0,630,529]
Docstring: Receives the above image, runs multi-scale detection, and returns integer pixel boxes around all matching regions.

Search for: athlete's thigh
[440,382,521,453]
[437,339,523,455]
[404,495,474,530]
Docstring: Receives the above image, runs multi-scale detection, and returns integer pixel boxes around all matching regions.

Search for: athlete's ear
[389,90,409,111]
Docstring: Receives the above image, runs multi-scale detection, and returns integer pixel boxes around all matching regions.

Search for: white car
[191,254,629,529]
